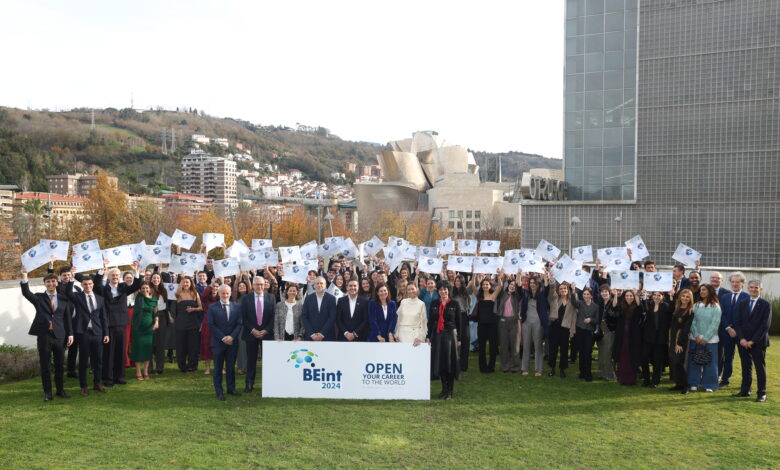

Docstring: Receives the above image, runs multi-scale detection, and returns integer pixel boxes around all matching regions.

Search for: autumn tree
[82,171,141,247]
[0,221,21,280]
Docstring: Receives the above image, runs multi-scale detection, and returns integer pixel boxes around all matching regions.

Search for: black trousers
[176,328,200,371]
[569,335,578,363]
[245,337,265,388]
[641,341,666,385]
[440,371,454,395]
[575,327,594,380]
[738,345,767,396]
[78,333,103,388]
[37,333,65,394]
[102,325,126,383]
[66,334,79,374]
[152,319,168,372]
[477,323,498,372]
[548,320,569,370]
[212,341,238,395]
[459,319,471,372]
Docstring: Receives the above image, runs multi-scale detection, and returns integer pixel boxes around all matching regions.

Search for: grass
[1,342,779,470]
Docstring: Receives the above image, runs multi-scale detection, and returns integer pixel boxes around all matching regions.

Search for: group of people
[20,246,771,403]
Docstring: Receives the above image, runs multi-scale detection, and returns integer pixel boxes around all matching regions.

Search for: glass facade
[523,0,780,268]
[565,0,638,200]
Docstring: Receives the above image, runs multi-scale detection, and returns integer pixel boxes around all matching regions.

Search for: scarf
[437,298,448,334]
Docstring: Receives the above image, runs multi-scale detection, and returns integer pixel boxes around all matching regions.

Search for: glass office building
[522,0,780,268]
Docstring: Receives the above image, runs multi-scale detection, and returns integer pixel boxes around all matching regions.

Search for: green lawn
[1,343,779,470]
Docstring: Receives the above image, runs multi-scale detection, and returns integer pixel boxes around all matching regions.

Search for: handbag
[469,303,479,322]
[691,344,712,366]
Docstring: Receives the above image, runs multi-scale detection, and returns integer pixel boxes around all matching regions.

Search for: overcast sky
[0,0,564,157]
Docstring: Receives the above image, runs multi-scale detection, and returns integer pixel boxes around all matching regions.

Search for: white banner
[262,341,430,400]
[72,250,104,273]
[361,236,384,257]
[73,239,101,256]
[611,270,640,290]
[418,256,443,274]
[447,255,474,273]
[536,240,561,261]
[102,245,134,267]
[479,240,500,254]
[458,239,477,254]
[672,243,701,267]
[251,238,273,251]
[624,235,650,261]
[300,241,319,261]
[572,245,593,263]
[171,229,195,249]
[202,233,224,252]
[280,246,303,264]
[214,257,240,278]
[473,256,502,274]
[435,238,454,255]
[644,272,673,292]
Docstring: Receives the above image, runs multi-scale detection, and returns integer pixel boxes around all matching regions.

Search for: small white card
[672,243,701,268]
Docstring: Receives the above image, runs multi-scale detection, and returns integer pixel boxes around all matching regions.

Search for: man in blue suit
[240,276,275,393]
[732,280,772,403]
[208,284,242,401]
[301,277,337,341]
[718,271,749,387]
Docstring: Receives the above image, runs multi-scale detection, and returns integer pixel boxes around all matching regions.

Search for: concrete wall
[0,280,44,348]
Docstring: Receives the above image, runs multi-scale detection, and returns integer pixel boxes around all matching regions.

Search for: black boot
[444,376,453,400]
[439,378,447,399]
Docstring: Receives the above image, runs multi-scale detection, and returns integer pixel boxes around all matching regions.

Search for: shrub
[0,345,40,384]
[771,298,780,336]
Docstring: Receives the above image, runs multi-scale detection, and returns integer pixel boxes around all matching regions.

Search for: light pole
[614,213,623,243]
[569,215,581,254]
[324,211,334,238]
[425,206,447,247]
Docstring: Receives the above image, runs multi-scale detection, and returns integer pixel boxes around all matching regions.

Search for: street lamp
[324,211,334,238]
[569,215,580,254]
[426,206,447,247]
[613,213,623,243]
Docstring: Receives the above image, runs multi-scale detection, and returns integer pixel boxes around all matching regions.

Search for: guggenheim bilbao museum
[355,131,562,239]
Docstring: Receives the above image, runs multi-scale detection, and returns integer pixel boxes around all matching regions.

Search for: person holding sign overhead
[20,269,74,401]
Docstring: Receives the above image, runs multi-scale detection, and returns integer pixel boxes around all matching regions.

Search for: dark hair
[643,260,656,268]
[359,277,374,295]
[138,280,152,292]
[451,275,468,298]
[673,264,685,272]
[149,274,167,302]
[373,282,389,303]
[43,273,58,282]
[630,261,642,271]
[699,284,720,306]
[284,283,299,299]
[478,277,494,300]
[58,266,72,275]
[598,283,611,293]
[582,287,594,298]
[436,280,451,291]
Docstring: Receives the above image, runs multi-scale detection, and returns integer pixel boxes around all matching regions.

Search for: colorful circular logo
[288,349,318,368]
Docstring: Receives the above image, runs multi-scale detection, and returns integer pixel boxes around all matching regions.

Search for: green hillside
[0,106,561,194]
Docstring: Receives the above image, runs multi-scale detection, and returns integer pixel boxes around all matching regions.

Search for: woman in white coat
[394,284,428,344]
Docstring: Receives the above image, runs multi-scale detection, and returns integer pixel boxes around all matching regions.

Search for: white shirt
[382,304,388,320]
[284,301,296,335]
[348,296,358,318]
[316,293,324,311]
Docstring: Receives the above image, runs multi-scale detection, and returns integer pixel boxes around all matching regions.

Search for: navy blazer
[207,301,242,349]
[718,290,749,331]
[64,284,110,338]
[91,272,141,327]
[733,297,772,349]
[240,292,276,341]
[21,281,72,338]
[335,295,369,341]
[520,286,550,339]
[367,300,398,342]
[301,292,337,341]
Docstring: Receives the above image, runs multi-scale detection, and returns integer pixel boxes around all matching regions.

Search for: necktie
[256,294,263,327]
[732,293,737,308]
[223,303,229,321]
[749,299,756,314]
[48,294,55,330]
[88,295,95,313]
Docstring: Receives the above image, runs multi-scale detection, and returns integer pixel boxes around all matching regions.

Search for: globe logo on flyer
[288,349,318,368]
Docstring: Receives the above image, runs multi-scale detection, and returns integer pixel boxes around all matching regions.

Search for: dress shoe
[66,372,78,379]
[719,381,730,387]
[93,385,107,393]
[669,385,682,392]
[648,383,658,389]
[44,393,53,402]
[115,378,127,385]
[642,380,652,388]
[217,394,226,401]
[756,395,767,403]
[103,381,114,388]
[438,390,447,398]
[244,386,253,393]
[56,391,70,399]
[229,391,241,397]
[443,393,452,400]
[80,388,89,397]
[155,369,164,375]
[548,368,556,377]
[559,369,566,378]
[731,392,750,398]
[680,389,689,395]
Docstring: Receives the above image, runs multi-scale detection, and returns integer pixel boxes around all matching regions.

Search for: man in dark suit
[335,279,368,341]
[302,277,337,341]
[732,280,772,403]
[49,263,82,378]
[718,272,749,387]
[64,276,109,396]
[89,259,141,387]
[240,276,275,393]
[208,284,242,400]
[20,270,74,401]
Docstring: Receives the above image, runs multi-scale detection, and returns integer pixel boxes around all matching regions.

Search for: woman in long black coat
[428,281,465,400]
[611,289,645,386]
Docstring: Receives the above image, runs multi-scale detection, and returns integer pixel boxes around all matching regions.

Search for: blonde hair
[107,267,121,277]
